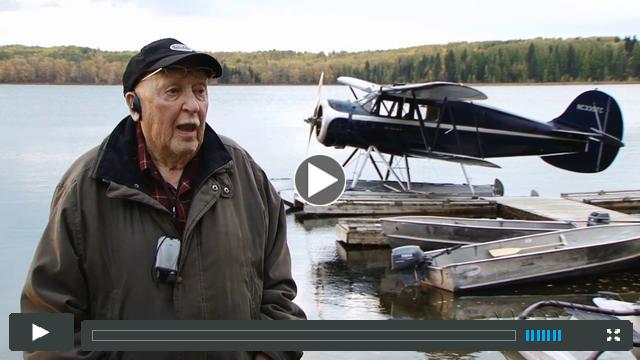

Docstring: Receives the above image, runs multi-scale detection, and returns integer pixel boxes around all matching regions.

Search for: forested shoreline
[1,36,638,85]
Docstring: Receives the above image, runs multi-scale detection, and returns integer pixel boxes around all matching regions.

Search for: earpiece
[132,92,142,116]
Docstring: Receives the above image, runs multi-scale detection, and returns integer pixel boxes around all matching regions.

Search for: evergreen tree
[630,45,640,78]
[445,49,456,82]
[526,43,538,81]
[432,53,442,80]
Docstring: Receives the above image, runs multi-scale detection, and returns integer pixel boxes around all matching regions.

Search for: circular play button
[294,155,346,206]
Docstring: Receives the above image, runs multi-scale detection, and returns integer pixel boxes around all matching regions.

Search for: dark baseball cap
[122,38,222,93]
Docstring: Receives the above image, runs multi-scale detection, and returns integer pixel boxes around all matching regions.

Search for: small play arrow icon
[307,162,338,197]
[32,323,49,341]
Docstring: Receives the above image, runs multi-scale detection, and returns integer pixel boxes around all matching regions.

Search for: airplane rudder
[542,90,623,173]
[551,90,623,139]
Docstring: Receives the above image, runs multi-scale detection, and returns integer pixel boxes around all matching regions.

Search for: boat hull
[421,225,640,292]
[382,216,575,250]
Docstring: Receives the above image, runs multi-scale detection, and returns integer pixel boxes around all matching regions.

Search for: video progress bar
[91,329,515,342]
[81,320,633,352]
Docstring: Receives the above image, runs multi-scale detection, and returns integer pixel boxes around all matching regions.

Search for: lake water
[1,84,639,359]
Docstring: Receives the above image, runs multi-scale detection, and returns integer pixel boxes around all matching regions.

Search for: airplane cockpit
[365,93,440,122]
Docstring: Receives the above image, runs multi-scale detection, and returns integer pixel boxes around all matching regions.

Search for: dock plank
[485,196,640,225]
[561,190,640,213]
[295,194,497,219]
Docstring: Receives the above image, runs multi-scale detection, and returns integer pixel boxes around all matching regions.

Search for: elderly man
[21,38,306,359]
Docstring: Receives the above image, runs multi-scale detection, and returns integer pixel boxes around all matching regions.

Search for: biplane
[304,75,624,192]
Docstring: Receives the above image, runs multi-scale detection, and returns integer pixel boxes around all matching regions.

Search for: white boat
[382,215,576,250]
[392,224,640,292]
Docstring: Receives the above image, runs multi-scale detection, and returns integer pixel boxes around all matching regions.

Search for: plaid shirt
[136,122,199,236]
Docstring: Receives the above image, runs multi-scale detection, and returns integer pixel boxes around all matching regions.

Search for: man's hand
[255,352,272,360]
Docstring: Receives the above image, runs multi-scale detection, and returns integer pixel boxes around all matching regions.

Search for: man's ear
[125,92,141,121]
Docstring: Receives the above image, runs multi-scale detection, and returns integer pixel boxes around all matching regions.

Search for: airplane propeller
[304,72,324,155]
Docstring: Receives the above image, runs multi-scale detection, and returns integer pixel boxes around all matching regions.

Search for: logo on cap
[170,44,194,52]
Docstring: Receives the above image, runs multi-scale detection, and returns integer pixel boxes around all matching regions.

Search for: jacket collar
[92,116,232,191]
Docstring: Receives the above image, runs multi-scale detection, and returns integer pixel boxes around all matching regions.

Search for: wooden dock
[295,195,497,220]
[335,241,390,267]
[336,195,640,247]
[341,179,501,197]
[336,218,387,246]
[485,196,640,225]
[561,190,640,213]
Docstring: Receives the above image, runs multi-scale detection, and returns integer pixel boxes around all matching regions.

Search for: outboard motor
[587,211,610,226]
[391,246,426,287]
[391,246,425,271]
[391,244,464,287]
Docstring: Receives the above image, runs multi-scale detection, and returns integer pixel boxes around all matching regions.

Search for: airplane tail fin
[542,90,624,173]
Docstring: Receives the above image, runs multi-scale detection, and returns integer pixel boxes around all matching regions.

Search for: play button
[9,313,73,351]
[32,323,50,341]
[295,155,346,206]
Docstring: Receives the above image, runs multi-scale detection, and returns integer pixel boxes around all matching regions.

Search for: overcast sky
[1,0,639,52]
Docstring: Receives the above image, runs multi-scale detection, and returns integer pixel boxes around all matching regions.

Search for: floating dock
[487,196,640,225]
[561,189,640,213]
[341,179,501,197]
[336,194,640,246]
[336,218,386,246]
[287,179,501,219]
[296,195,496,220]
[335,241,390,267]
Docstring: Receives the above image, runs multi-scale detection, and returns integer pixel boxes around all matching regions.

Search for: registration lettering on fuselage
[576,103,604,114]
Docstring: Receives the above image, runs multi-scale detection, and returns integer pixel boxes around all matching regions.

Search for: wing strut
[446,98,465,155]
[432,97,447,150]
[342,148,359,167]
[412,90,432,152]
[368,152,384,180]
[404,156,411,187]
[460,163,475,196]
[384,155,394,181]
[472,108,486,158]
[349,87,359,100]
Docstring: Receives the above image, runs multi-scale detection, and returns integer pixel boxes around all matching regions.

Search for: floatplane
[304,74,624,194]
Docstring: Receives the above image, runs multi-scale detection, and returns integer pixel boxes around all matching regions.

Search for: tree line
[1,36,639,85]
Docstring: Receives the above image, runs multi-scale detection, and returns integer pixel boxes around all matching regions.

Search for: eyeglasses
[140,65,214,83]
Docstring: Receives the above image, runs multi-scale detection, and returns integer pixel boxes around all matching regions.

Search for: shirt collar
[134,121,200,188]
[93,116,232,191]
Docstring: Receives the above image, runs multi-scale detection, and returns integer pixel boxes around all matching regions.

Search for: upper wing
[406,148,501,168]
[384,82,487,101]
[337,76,486,101]
[337,76,383,93]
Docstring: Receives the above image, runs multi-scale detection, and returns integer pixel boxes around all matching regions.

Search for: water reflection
[289,213,640,358]
[379,285,636,321]
[309,243,388,320]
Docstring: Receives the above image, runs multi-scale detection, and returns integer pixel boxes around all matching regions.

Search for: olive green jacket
[21,117,306,359]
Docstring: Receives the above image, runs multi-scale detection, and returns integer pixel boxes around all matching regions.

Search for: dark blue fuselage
[319,99,587,159]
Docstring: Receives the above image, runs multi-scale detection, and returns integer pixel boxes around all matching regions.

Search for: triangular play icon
[307,162,338,197]
[32,323,49,341]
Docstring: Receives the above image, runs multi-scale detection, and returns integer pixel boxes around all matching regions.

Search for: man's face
[135,66,209,165]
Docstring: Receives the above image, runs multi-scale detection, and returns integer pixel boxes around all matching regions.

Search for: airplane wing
[384,82,487,101]
[337,76,383,93]
[405,149,501,168]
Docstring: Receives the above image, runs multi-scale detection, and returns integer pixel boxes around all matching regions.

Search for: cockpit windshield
[356,92,378,112]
